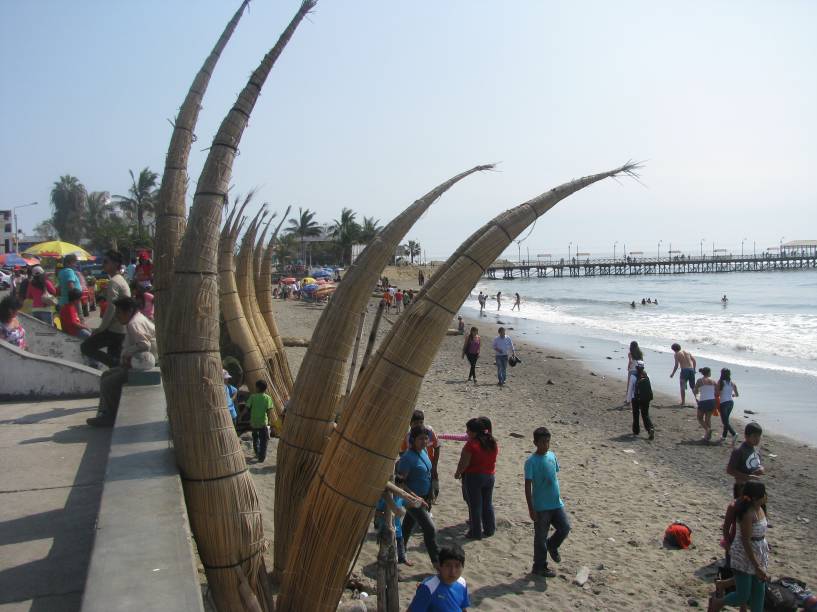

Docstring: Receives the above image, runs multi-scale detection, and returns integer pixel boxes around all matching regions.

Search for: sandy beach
[236,296,816,611]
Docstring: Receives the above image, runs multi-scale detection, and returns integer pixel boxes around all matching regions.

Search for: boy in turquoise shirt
[524,427,571,578]
[247,380,273,462]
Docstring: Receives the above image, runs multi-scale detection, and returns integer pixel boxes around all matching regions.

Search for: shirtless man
[669,343,697,405]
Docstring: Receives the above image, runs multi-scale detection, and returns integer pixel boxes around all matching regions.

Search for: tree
[32,219,59,240]
[407,240,421,264]
[359,216,382,244]
[273,231,298,268]
[330,207,361,265]
[286,206,321,263]
[115,167,159,235]
[50,175,87,243]
[84,191,115,251]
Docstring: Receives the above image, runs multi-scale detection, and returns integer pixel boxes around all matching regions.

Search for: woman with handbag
[455,417,499,540]
[25,266,57,325]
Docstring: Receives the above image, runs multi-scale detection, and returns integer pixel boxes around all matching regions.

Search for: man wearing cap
[626,361,655,439]
[81,250,130,368]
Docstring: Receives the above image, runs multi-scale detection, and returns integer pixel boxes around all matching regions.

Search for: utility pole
[12,201,38,253]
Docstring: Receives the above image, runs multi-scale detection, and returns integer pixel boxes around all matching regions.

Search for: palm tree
[50,175,87,243]
[330,207,361,265]
[407,239,422,264]
[84,191,115,250]
[359,216,382,245]
[115,167,159,235]
[286,207,321,263]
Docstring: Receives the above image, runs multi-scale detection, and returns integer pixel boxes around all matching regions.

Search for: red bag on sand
[664,522,692,549]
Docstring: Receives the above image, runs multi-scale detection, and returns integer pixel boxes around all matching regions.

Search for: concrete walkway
[0,398,109,612]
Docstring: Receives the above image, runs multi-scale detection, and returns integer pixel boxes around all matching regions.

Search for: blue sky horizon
[1,1,815,260]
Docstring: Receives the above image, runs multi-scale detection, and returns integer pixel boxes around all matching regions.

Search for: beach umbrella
[313,270,331,278]
[315,278,327,285]
[0,252,39,267]
[302,283,319,292]
[281,277,296,284]
[302,276,316,285]
[23,240,93,260]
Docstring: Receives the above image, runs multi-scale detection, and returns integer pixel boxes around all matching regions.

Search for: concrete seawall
[0,340,100,400]
[81,370,203,612]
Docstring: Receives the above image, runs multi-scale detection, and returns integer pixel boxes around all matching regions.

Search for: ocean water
[463,269,817,445]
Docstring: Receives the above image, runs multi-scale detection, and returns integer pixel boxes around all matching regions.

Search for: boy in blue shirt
[524,427,571,578]
[223,369,238,427]
[408,544,470,611]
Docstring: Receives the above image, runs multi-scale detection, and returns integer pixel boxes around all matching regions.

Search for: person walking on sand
[624,340,644,402]
[463,326,481,383]
[670,343,697,405]
[248,380,273,462]
[455,417,498,540]
[512,292,521,311]
[718,368,740,445]
[395,288,404,314]
[626,361,655,440]
[492,326,515,387]
[525,427,570,578]
[496,291,502,310]
[708,481,770,612]
[727,422,765,484]
[694,367,718,441]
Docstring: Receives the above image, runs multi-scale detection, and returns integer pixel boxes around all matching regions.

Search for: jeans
[533,506,571,570]
[96,367,129,422]
[720,400,737,438]
[631,399,654,435]
[723,570,765,612]
[463,473,495,538]
[401,505,440,565]
[396,536,406,563]
[81,330,125,368]
[495,355,508,384]
[77,328,92,339]
[466,353,479,380]
[252,427,270,462]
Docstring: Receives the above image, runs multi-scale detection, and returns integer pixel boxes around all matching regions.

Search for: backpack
[663,522,692,549]
[635,375,653,402]
[764,581,799,611]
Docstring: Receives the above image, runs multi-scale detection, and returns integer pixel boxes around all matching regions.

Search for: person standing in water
[496,291,502,310]
[670,343,697,406]
[512,292,521,311]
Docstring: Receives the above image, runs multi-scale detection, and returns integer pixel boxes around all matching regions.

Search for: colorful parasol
[0,252,40,267]
[22,240,93,260]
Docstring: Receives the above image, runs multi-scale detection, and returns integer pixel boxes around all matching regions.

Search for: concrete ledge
[81,375,203,612]
[19,311,86,363]
[0,340,101,400]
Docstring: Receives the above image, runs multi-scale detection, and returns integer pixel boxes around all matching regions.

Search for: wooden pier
[485,254,817,280]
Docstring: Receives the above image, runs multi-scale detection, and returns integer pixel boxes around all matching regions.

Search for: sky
[1,0,815,260]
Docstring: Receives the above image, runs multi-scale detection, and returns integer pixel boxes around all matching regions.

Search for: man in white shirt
[492,326,515,387]
[87,296,157,427]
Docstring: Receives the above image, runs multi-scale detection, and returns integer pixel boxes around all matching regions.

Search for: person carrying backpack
[626,361,655,440]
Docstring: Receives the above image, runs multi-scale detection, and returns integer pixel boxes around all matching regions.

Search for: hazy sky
[2,0,815,260]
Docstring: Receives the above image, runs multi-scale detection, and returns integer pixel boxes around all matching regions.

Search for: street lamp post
[568,241,572,261]
[780,236,785,258]
[657,240,662,261]
[741,238,746,258]
[700,238,705,259]
[613,241,618,260]
[12,201,38,253]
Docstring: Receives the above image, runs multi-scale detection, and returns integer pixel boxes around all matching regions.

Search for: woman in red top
[59,289,91,338]
[455,416,498,539]
[26,266,57,325]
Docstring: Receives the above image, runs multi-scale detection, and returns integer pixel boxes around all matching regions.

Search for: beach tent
[0,252,40,267]
[23,241,93,261]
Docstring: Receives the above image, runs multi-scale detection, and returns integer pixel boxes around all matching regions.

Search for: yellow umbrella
[22,240,94,260]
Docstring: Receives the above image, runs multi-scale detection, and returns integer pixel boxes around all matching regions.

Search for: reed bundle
[153,0,250,354]
[158,2,317,609]
[256,207,294,390]
[219,199,279,407]
[272,164,493,578]
[277,163,640,610]
[237,212,289,402]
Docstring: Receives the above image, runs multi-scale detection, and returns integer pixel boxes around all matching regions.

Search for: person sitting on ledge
[87,296,157,427]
